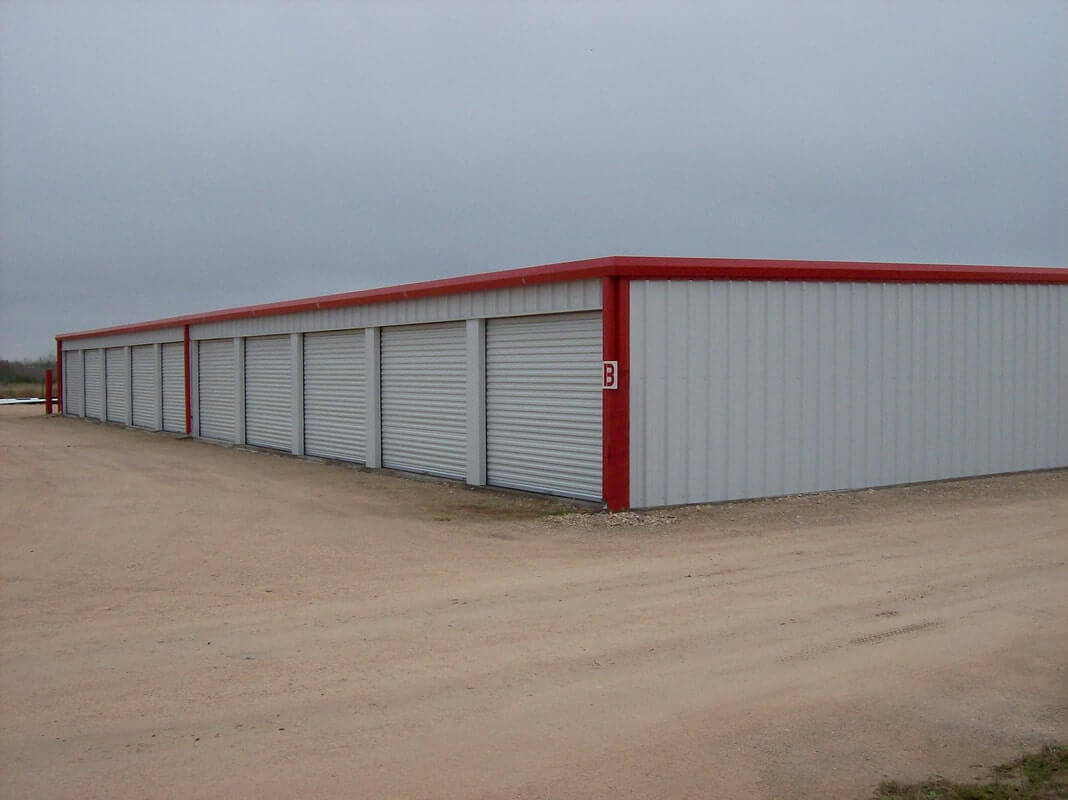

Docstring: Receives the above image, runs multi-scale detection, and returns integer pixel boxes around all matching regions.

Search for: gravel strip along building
[55,256,1068,510]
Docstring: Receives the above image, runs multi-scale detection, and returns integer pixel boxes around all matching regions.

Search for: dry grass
[0,381,46,399]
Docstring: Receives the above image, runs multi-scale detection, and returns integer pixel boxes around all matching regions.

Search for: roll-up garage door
[487,311,602,501]
[304,330,366,462]
[64,351,84,416]
[131,345,157,429]
[105,348,128,423]
[162,342,185,433]
[245,335,292,451]
[198,339,235,441]
[84,350,103,419]
[381,322,466,479]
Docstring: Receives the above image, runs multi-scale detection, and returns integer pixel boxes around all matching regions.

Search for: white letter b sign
[602,360,618,390]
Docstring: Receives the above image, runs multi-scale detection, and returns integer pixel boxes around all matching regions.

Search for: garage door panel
[245,335,292,451]
[84,350,103,419]
[162,342,185,433]
[303,330,366,463]
[487,311,602,501]
[105,348,128,423]
[198,339,235,441]
[64,351,84,416]
[131,345,157,428]
[381,322,466,479]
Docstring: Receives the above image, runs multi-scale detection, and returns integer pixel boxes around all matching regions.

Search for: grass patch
[542,506,582,517]
[0,381,45,399]
[873,744,1067,799]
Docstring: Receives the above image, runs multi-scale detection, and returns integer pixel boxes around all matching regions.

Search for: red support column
[183,324,192,434]
[45,370,53,414]
[55,338,63,415]
[602,276,630,511]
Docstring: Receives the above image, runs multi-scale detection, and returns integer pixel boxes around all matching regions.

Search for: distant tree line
[0,357,56,384]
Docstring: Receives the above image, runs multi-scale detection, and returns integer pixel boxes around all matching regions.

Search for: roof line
[56,255,1068,340]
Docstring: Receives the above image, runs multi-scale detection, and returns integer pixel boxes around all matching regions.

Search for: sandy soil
[1,405,1065,799]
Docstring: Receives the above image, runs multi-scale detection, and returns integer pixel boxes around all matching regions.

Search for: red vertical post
[45,370,53,414]
[183,324,192,434]
[602,276,630,511]
[55,338,63,414]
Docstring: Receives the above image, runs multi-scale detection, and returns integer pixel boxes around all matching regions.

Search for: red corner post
[54,338,63,414]
[45,370,53,414]
[183,324,192,434]
[602,276,630,511]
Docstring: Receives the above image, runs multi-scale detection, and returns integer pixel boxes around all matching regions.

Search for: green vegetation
[873,745,1067,799]
[1,356,55,383]
[0,357,55,399]
[542,506,578,517]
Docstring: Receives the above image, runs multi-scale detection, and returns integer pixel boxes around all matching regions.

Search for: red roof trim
[56,256,1067,341]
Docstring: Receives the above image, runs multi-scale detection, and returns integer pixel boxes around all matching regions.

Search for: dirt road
[1,406,1065,799]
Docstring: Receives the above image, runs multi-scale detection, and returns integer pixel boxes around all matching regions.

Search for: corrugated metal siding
[381,322,466,479]
[198,339,235,441]
[131,345,157,429]
[486,312,603,500]
[245,335,292,451]
[64,351,84,416]
[190,280,602,339]
[630,280,1068,508]
[61,327,185,351]
[84,350,103,419]
[105,348,128,423]
[162,342,185,433]
[303,330,366,463]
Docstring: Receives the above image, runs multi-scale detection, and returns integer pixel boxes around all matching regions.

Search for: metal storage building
[55,257,1068,510]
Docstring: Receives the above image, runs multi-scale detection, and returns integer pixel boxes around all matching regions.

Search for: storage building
[56,256,1068,510]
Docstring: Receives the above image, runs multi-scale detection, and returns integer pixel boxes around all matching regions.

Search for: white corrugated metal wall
[161,342,185,433]
[381,322,467,479]
[629,280,1068,508]
[190,280,602,339]
[245,335,293,451]
[303,330,366,463]
[486,312,603,500]
[198,339,236,441]
[131,345,158,429]
[60,327,184,351]
[105,347,128,423]
[84,350,103,419]
[64,350,84,416]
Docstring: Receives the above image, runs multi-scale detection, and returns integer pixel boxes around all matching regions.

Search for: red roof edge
[56,255,1067,341]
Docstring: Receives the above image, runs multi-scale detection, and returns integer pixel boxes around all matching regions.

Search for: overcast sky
[1,1,1064,358]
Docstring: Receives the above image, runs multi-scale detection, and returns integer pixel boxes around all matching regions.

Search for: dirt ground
[1,405,1065,800]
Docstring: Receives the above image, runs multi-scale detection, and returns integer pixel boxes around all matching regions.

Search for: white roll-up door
[486,311,603,501]
[131,345,157,429]
[245,335,292,451]
[304,330,366,462]
[84,350,103,419]
[198,339,235,441]
[381,321,466,479]
[64,351,84,416]
[162,342,185,433]
[105,348,128,423]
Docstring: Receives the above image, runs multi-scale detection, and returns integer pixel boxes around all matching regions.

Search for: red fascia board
[55,256,1067,341]
[610,257,1068,284]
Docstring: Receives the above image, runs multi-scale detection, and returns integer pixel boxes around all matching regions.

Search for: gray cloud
[1,0,1065,357]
